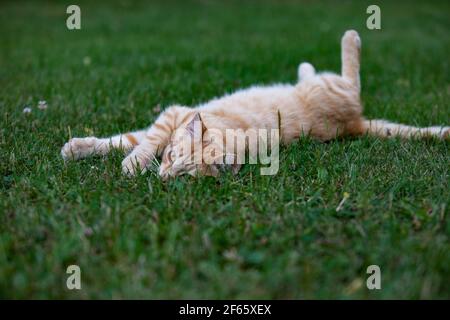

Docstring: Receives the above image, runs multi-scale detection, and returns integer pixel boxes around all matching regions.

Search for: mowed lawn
[0,0,449,299]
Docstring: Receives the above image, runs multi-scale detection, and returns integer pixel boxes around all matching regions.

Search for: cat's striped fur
[61,30,449,178]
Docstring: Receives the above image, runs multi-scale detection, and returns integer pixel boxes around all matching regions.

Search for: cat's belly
[198,84,295,110]
[193,84,313,145]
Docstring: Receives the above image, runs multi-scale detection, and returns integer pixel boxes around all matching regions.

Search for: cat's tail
[362,119,449,139]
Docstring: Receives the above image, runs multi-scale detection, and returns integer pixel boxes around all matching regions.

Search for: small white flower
[23,107,32,114]
[83,227,93,237]
[83,56,91,66]
[38,100,48,110]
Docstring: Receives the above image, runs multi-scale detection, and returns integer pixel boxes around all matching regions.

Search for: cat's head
[159,113,238,179]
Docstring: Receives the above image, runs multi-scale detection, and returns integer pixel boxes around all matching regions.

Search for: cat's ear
[186,113,206,140]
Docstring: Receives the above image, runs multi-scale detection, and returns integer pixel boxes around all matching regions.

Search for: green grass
[0,0,449,299]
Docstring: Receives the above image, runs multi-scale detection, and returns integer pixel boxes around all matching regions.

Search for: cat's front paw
[61,137,98,161]
[121,154,147,176]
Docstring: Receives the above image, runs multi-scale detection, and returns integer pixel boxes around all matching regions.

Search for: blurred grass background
[0,0,449,299]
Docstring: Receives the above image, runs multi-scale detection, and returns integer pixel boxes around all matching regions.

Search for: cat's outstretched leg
[298,62,316,82]
[341,30,361,90]
[121,105,194,175]
[61,130,147,161]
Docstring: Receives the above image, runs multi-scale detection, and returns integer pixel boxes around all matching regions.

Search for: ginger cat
[61,30,449,178]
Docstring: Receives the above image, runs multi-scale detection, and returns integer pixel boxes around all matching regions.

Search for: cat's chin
[199,163,241,177]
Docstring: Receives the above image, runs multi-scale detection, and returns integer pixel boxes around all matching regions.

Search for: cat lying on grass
[61,30,449,178]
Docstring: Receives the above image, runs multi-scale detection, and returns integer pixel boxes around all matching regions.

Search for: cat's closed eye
[168,150,174,162]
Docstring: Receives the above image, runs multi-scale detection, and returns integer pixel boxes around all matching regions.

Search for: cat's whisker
[149,157,160,170]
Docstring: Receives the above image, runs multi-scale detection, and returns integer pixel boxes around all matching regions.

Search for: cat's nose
[159,169,170,180]
[170,166,182,176]
[160,172,169,181]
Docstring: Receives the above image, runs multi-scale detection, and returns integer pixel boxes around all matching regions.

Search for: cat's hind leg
[341,30,361,90]
[298,62,316,82]
[61,130,147,161]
